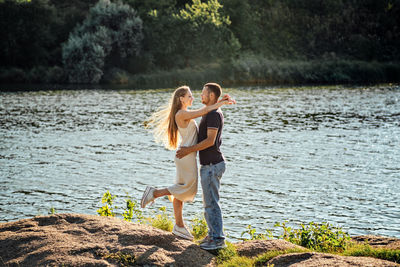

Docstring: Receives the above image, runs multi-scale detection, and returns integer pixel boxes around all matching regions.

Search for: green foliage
[146,206,174,232]
[124,0,239,70]
[240,225,273,241]
[222,0,400,61]
[99,251,136,266]
[49,207,56,215]
[2,0,400,85]
[122,195,144,223]
[96,191,171,230]
[218,256,254,267]
[190,214,208,240]
[216,241,238,264]
[118,59,400,89]
[97,190,116,217]
[0,0,57,68]
[275,221,351,253]
[102,68,131,84]
[174,0,240,66]
[62,0,143,83]
[0,68,28,83]
[344,243,400,263]
[254,248,309,266]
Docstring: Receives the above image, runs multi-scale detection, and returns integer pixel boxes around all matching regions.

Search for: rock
[235,239,304,257]
[1,214,399,267]
[0,213,215,266]
[267,252,399,267]
[352,235,400,250]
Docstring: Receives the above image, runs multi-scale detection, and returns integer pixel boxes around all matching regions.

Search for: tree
[62,0,143,83]
[174,0,240,67]
[0,0,57,68]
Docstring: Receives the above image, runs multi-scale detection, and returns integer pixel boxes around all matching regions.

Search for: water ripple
[1,85,399,239]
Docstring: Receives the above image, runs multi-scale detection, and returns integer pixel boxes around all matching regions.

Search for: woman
[141,85,233,240]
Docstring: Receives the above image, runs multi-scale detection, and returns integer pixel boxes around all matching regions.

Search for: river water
[1,85,399,240]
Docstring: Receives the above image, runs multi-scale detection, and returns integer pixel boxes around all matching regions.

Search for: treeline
[0,0,399,86]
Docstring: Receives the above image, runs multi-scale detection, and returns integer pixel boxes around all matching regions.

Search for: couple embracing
[141,82,235,250]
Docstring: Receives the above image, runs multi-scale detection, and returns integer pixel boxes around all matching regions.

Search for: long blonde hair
[147,86,189,150]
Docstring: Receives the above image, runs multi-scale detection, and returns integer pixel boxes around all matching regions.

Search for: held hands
[218,94,236,105]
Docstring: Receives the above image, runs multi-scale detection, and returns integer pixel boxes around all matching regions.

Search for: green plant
[62,0,143,83]
[49,207,56,215]
[275,221,351,252]
[344,243,400,263]
[146,206,174,232]
[216,242,238,264]
[99,251,135,266]
[254,248,309,266]
[218,256,254,267]
[190,214,208,240]
[240,225,273,241]
[122,195,144,223]
[97,191,116,217]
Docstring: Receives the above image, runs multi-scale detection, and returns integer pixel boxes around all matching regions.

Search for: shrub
[122,195,144,223]
[240,224,273,241]
[275,221,351,253]
[45,66,66,83]
[28,66,47,83]
[62,0,143,83]
[0,68,28,83]
[62,30,108,83]
[97,190,116,217]
[102,68,131,84]
[190,214,208,240]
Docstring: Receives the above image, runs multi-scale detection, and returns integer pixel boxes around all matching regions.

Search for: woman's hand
[218,94,236,105]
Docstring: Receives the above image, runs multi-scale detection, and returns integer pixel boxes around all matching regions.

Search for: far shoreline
[0,82,399,93]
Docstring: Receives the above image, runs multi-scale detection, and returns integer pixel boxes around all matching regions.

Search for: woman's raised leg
[153,188,171,198]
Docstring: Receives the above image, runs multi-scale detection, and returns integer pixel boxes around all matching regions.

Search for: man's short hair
[205,82,222,99]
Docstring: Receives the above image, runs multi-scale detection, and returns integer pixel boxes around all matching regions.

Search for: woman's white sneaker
[141,186,155,208]
[172,224,194,240]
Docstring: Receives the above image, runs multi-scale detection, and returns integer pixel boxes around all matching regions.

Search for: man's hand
[176,146,192,159]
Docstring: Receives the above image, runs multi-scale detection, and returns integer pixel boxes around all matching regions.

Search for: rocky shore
[0,214,398,266]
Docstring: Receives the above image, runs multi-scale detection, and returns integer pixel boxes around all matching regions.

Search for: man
[176,82,232,250]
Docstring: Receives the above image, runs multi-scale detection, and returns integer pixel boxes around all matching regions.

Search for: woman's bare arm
[175,95,234,123]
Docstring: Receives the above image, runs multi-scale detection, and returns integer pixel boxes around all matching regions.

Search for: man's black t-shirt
[198,109,224,165]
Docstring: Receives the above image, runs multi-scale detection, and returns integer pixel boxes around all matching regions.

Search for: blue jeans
[200,161,226,241]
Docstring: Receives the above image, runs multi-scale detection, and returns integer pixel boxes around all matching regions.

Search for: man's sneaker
[199,235,211,245]
[172,224,194,240]
[140,186,155,208]
[200,239,226,250]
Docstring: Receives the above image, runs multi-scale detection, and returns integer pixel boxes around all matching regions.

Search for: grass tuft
[218,256,254,267]
[216,242,238,264]
[254,248,309,266]
[343,243,400,263]
[99,251,135,266]
[146,206,174,232]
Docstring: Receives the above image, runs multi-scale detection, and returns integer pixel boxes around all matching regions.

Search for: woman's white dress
[168,119,198,202]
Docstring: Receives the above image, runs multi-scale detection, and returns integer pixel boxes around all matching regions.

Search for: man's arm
[176,128,218,159]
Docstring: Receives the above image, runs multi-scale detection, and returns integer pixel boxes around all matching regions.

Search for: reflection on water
[1,85,399,239]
